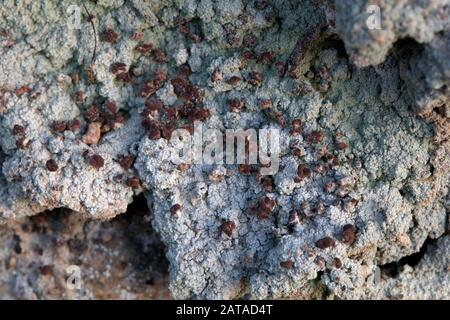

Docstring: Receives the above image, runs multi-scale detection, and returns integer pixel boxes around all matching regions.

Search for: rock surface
[0,197,170,299]
[0,0,448,299]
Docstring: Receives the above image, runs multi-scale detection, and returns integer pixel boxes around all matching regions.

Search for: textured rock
[0,0,448,299]
[379,236,450,300]
[0,197,170,299]
[335,0,449,67]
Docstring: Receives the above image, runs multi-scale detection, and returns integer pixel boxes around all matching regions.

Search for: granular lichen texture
[0,0,448,300]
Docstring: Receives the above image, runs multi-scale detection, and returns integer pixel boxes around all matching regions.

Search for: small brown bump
[170,204,181,215]
[152,48,166,63]
[113,174,124,183]
[177,64,192,78]
[144,99,164,116]
[238,164,252,175]
[313,163,326,174]
[343,198,358,212]
[148,127,162,140]
[84,105,100,123]
[331,157,340,167]
[46,159,59,172]
[306,130,324,144]
[256,196,276,220]
[161,125,174,140]
[280,260,294,269]
[315,236,336,249]
[260,176,274,192]
[12,124,25,136]
[73,91,84,104]
[333,257,342,269]
[300,202,311,216]
[314,256,325,268]
[260,99,271,110]
[177,163,189,171]
[117,71,132,84]
[118,155,134,170]
[220,220,236,237]
[227,99,245,113]
[257,208,271,219]
[260,196,275,209]
[154,69,167,85]
[288,210,299,225]
[140,80,158,98]
[101,28,119,44]
[336,142,348,150]
[317,66,330,80]
[126,175,140,188]
[68,118,81,132]
[314,202,325,215]
[292,82,313,96]
[241,50,254,60]
[297,164,311,180]
[323,181,335,193]
[341,224,356,245]
[258,51,273,65]
[226,76,241,85]
[275,61,286,77]
[291,119,302,131]
[258,196,276,218]
[131,30,144,41]
[39,265,53,276]
[89,154,105,169]
[290,119,302,135]
[269,111,284,127]
[111,62,127,75]
[70,72,80,84]
[16,137,28,149]
[109,113,125,130]
[324,153,334,162]
[14,85,32,96]
[211,68,222,82]
[292,148,304,157]
[248,71,262,86]
[104,100,118,114]
[85,64,96,84]
[171,78,203,103]
[52,121,67,133]
[135,43,153,54]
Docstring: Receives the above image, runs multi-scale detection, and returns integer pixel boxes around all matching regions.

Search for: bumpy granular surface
[0,0,448,299]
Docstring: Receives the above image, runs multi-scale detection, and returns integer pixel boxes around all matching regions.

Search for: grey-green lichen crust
[0,0,449,299]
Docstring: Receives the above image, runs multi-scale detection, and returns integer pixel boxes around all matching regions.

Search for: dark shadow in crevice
[319,34,348,59]
[379,237,437,278]
[392,37,424,62]
[107,193,170,286]
[6,194,170,298]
